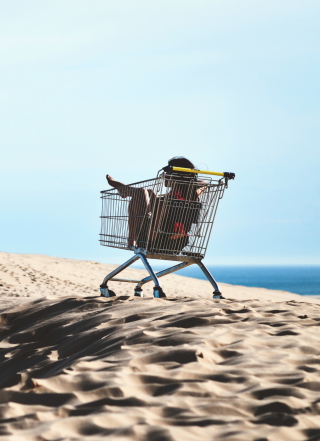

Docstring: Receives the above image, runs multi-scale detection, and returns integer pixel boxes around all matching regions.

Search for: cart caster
[100,285,116,297]
[213,291,224,299]
[134,287,144,297]
[153,287,166,298]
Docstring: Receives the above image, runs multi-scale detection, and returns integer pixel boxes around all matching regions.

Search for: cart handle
[163,166,235,180]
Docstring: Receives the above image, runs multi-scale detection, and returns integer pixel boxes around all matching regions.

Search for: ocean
[178,265,320,296]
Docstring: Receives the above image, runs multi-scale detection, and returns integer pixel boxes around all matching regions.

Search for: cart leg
[197,261,223,299]
[137,253,166,298]
[100,255,140,297]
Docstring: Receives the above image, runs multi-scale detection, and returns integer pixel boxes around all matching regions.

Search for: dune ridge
[1,252,320,440]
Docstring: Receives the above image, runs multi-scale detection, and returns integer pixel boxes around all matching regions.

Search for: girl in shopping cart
[106,156,206,252]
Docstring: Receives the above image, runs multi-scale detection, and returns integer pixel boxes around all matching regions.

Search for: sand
[1,252,320,440]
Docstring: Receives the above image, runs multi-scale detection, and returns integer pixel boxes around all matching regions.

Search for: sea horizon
[178,265,320,297]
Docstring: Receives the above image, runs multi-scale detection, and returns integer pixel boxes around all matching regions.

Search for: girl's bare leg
[107,175,158,247]
[106,175,135,198]
[128,188,156,247]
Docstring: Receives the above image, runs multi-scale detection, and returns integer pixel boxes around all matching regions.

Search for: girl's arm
[196,180,208,197]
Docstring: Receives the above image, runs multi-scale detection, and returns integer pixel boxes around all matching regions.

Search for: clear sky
[1,0,319,265]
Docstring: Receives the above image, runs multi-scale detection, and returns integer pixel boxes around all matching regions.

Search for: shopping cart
[99,166,235,299]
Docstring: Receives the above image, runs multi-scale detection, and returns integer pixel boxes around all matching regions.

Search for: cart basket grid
[100,172,226,259]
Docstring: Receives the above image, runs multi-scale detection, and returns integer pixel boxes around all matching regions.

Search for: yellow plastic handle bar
[171,166,235,179]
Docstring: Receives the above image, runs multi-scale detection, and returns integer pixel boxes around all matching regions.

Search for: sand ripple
[1,295,320,440]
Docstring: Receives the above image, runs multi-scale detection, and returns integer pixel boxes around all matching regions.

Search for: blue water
[178,266,320,296]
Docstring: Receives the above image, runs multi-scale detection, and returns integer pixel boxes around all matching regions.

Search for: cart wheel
[134,288,144,297]
[153,287,166,298]
[213,291,225,299]
[100,286,116,297]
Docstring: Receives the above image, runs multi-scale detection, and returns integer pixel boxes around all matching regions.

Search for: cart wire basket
[99,166,235,299]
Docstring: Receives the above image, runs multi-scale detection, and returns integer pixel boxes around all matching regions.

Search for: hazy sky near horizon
[1,0,319,265]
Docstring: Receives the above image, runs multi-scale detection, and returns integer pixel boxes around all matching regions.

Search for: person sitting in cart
[106,156,206,253]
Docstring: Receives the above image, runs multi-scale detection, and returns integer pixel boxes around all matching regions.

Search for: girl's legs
[107,175,157,247]
[128,188,156,247]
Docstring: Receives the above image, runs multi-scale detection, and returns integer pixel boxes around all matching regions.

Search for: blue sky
[1,0,319,265]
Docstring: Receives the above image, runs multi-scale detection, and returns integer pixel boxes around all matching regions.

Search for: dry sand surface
[1,252,320,441]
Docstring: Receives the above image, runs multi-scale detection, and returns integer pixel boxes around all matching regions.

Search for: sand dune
[1,252,320,440]
[1,251,318,303]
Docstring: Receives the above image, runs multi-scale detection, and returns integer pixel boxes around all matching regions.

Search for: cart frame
[99,166,235,299]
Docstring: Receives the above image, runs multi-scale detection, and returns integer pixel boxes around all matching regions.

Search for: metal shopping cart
[99,166,235,299]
